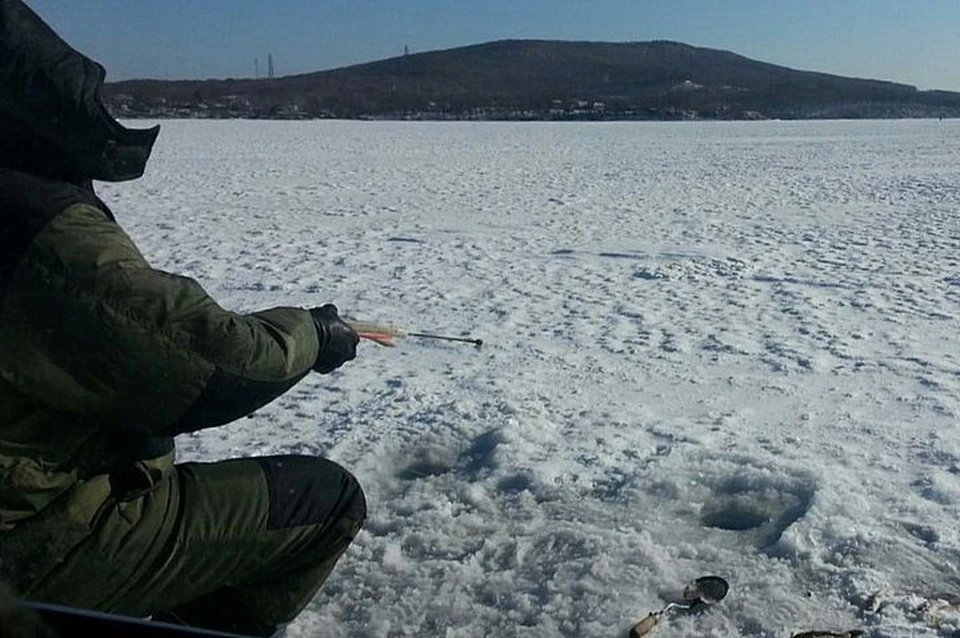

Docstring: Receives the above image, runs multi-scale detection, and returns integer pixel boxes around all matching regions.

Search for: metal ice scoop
[630,575,730,637]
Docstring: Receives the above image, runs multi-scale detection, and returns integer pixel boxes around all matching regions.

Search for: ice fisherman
[0,1,366,635]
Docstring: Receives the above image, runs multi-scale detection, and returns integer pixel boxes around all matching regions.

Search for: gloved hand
[309,304,359,374]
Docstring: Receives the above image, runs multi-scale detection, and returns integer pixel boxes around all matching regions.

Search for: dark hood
[0,0,159,182]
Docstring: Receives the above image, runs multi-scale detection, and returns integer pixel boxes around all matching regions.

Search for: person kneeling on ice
[0,1,366,635]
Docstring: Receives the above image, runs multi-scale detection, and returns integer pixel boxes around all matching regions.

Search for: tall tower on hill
[268,54,274,78]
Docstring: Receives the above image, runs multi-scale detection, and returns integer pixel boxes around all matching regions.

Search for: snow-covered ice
[99,119,960,637]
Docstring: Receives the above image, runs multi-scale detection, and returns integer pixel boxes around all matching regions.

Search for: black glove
[309,304,359,374]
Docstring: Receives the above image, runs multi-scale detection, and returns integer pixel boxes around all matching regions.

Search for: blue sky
[27,0,960,91]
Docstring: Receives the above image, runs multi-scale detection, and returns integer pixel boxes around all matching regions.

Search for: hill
[101,40,960,120]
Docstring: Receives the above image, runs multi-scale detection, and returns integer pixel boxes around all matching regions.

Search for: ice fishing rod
[345,319,484,349]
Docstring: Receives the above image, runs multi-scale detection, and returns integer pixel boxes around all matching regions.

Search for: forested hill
[101,39,960,120]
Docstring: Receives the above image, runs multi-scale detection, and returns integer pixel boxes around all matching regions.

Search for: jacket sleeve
[0,202,321,435]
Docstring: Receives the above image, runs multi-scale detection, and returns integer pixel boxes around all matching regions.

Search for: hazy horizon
[26,0,960,92]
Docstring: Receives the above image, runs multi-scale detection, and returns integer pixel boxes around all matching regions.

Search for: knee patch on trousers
[255,456,365,531]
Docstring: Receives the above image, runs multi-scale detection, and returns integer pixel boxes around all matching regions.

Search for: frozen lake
[100,119,960,637]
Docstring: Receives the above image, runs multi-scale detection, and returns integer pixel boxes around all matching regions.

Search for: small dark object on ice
[629,576,730,637]
[683,575,729,606]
